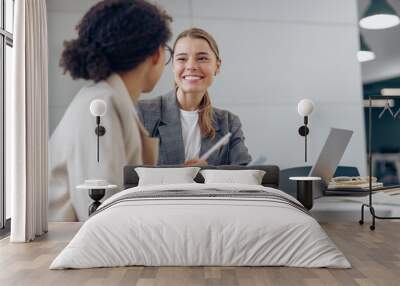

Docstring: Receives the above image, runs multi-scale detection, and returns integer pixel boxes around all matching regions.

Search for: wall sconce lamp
[89,99,107,162]
[297,99,315,162]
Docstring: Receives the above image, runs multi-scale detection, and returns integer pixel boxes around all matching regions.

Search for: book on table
[325,176,383,196]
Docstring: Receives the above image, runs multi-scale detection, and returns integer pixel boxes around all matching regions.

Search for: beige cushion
[200,169,266,185]
[135,167,201,186]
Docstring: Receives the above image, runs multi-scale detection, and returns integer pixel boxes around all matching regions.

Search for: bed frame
[123,165,280,189]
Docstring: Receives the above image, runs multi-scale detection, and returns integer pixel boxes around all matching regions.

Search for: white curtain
[8,0,48,242]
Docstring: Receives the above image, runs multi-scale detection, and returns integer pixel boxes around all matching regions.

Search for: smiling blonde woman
[138,28,252,166]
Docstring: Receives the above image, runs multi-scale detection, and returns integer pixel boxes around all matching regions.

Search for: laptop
[309,128,353,198]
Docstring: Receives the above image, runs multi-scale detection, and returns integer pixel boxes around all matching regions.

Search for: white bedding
[50,183,350,269]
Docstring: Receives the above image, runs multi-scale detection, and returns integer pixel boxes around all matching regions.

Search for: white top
[48,74,148,222]
[180,109,201,161]
[289,176,321,181]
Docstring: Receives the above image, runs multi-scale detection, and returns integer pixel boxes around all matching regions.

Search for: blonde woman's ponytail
[198,92,215,139]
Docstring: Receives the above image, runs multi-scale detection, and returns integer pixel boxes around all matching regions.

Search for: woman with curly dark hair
[49,0,172,222]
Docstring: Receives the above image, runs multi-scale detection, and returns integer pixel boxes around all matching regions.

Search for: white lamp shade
[357,50,376,62]
[297,99,315,116]
[90,99,107,117]
[359,14,400,30]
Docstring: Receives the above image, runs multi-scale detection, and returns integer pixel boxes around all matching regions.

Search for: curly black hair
[60,0,172,82]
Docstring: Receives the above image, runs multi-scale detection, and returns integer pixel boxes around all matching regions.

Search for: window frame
[0,0,14,232]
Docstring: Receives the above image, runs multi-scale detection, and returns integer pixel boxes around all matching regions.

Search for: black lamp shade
[363,0,398,18]
[360,0,400,30]
[360,34,371,52]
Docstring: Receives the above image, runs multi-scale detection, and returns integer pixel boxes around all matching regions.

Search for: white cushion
[200,169,266,185]
[135,167,201,186]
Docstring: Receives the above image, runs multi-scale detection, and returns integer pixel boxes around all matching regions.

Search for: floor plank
[0,222,400,286]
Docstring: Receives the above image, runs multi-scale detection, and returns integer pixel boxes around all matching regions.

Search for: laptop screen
[309,128,353,187]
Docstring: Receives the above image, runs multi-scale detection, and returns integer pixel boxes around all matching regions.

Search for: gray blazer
[138,91,252,166]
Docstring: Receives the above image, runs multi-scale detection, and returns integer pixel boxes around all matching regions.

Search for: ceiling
[358,0,400,83]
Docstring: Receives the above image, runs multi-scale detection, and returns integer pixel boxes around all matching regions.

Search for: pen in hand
[199,132,232,161]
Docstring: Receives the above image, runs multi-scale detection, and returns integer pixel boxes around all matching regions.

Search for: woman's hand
[183,159,208,166]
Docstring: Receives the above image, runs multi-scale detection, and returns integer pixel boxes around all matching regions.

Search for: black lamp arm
[298,116,309,162]
[298,116,309,137]
[94,116,106,162]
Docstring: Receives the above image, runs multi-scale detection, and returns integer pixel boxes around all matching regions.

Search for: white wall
[47,0,366,174]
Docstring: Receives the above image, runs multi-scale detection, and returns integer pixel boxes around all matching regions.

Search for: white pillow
[135,167,201,186]
[200,169,266,185]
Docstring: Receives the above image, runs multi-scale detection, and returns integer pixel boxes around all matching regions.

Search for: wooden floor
[1,222,400,286]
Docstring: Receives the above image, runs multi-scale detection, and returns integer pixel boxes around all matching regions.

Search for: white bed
[50,183,350,269]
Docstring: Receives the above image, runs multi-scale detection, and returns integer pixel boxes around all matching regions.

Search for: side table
[77,184,117,216]
[289,176,321,210]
